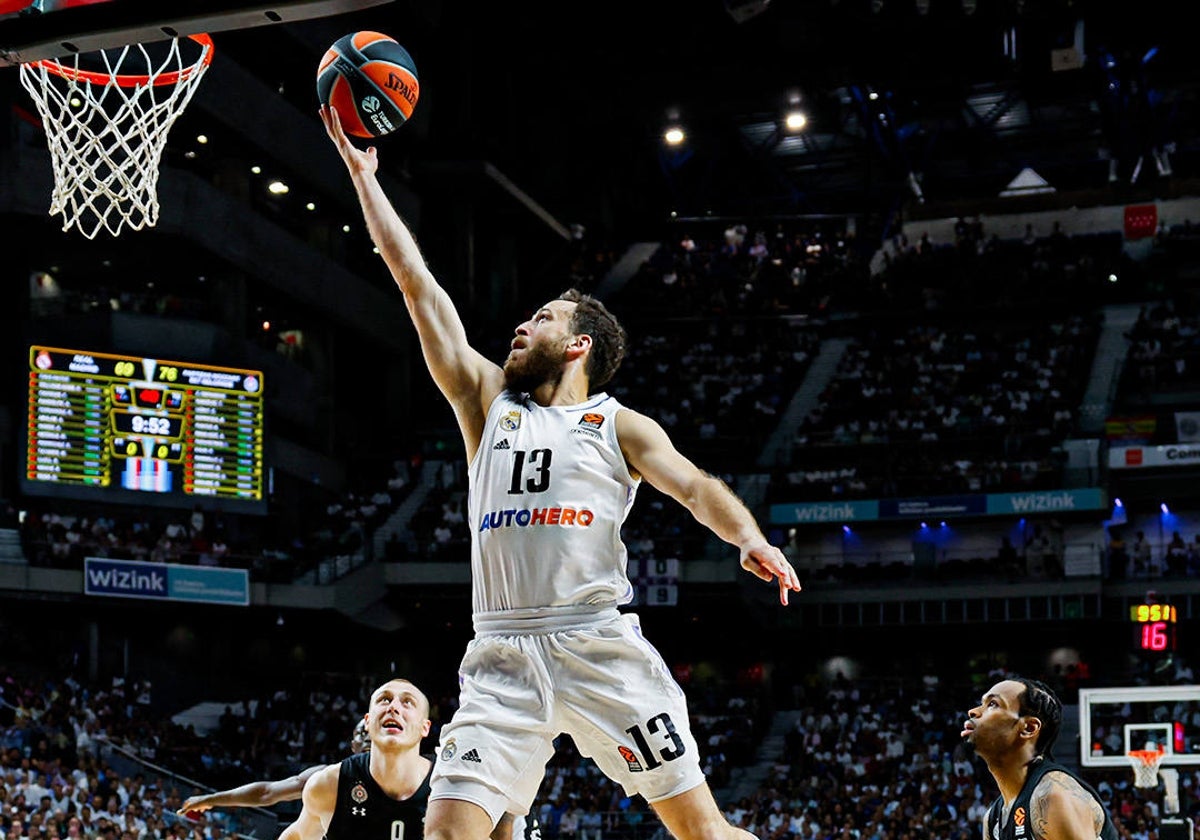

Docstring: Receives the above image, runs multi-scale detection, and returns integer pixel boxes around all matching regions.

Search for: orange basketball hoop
[1128,748,1165,788]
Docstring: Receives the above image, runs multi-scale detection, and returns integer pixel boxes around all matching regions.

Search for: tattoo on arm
[1031,774,1104,840]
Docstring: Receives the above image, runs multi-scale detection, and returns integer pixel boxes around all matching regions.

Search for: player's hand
[319,105,379,177]
[176,796,210,818]
[740,541,801,605]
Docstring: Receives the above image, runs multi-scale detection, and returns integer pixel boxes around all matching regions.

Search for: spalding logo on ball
[317,31,419,138]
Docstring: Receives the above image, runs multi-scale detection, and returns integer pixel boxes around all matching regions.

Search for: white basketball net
[18,36,212,239]
[1129,750,1164,788]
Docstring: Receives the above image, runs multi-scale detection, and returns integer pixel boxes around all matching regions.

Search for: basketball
[316,31,419,138]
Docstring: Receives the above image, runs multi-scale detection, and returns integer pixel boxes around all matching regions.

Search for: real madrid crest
[500,411,521,432]
[441,737,457,761]
[351,783,368,804]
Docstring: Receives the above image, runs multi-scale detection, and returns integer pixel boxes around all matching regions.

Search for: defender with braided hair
[964,677,1119,840]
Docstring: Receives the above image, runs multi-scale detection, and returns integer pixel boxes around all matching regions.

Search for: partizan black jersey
[985,758,1119,840]
[324,751,432,840]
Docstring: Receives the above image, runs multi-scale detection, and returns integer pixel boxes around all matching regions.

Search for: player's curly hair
[559,288,626,390]
[1014,676,1062,759]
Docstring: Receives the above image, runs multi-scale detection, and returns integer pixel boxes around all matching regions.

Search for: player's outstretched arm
[615,409,801,605]
[177,765,325,815]
[276,765,339,840]
[319,105,504,424]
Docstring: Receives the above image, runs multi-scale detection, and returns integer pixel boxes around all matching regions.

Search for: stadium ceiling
[9,0,1199,233]
[404,0,1200,223]
[133,0,1200,229]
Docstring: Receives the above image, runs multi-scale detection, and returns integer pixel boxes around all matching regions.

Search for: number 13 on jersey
[508,449,552,494]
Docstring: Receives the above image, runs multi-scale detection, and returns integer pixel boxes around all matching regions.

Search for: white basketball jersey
[468,390,640,614]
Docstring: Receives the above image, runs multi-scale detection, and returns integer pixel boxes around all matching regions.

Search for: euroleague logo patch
[1014,807,1026,835]
[573,412,605,439]
[617,745,644,772]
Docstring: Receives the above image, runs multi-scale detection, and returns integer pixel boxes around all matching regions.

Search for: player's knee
[712,823,756,840]
[424,808,490,840]
[424,822,462,840]
[675,813,749,840]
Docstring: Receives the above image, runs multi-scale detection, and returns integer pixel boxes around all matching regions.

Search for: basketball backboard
[0,0,395,66]
[1079,685,1200,769]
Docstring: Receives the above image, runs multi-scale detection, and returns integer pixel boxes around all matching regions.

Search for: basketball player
[276,678,432,840]
[321,103,801,840]
[962,677,1119,840]
[176,719,370,816]
[178,698,535,840]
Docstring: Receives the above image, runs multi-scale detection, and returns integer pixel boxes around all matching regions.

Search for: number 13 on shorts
[623,713,687,770]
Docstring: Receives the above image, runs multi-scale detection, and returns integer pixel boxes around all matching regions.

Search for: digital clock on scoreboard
[1130,603,1178,652]
[23,346,266,512]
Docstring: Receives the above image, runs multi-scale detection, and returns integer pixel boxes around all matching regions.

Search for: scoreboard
[1130,602,1178,653]
[24,346,266,512]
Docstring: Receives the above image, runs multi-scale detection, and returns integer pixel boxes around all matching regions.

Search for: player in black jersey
[279,678,434,840]
[963,677,1119,840]
[180,703,530,840]
[177,720,371,817]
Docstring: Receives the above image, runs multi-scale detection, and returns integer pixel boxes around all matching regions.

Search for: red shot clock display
[1130,603,1178,652]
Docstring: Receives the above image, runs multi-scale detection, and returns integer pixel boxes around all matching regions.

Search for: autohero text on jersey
[478,506,596,531]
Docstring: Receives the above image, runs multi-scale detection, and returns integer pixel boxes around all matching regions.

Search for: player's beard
[504,340,565,394]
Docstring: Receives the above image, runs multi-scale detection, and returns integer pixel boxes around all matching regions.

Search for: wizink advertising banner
[84,557,249,606]
[772,489,1105,525]
[984,488,1106,514]
[769,500,880,524]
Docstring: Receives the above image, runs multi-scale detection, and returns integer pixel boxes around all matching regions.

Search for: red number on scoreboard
[1141,621,1169,651]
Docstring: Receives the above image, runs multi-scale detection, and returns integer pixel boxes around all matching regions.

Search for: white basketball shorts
[429,606,705,824]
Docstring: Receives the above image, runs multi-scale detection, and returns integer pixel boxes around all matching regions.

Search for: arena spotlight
[1161,503,1170,514]
[664,126,686,146]
[920,521,928,530]
[1115,498,1124,507]
[842,525,851,533]
[784,110,808,131]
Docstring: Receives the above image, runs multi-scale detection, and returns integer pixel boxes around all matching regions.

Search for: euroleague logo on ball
[361,95,395,133]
